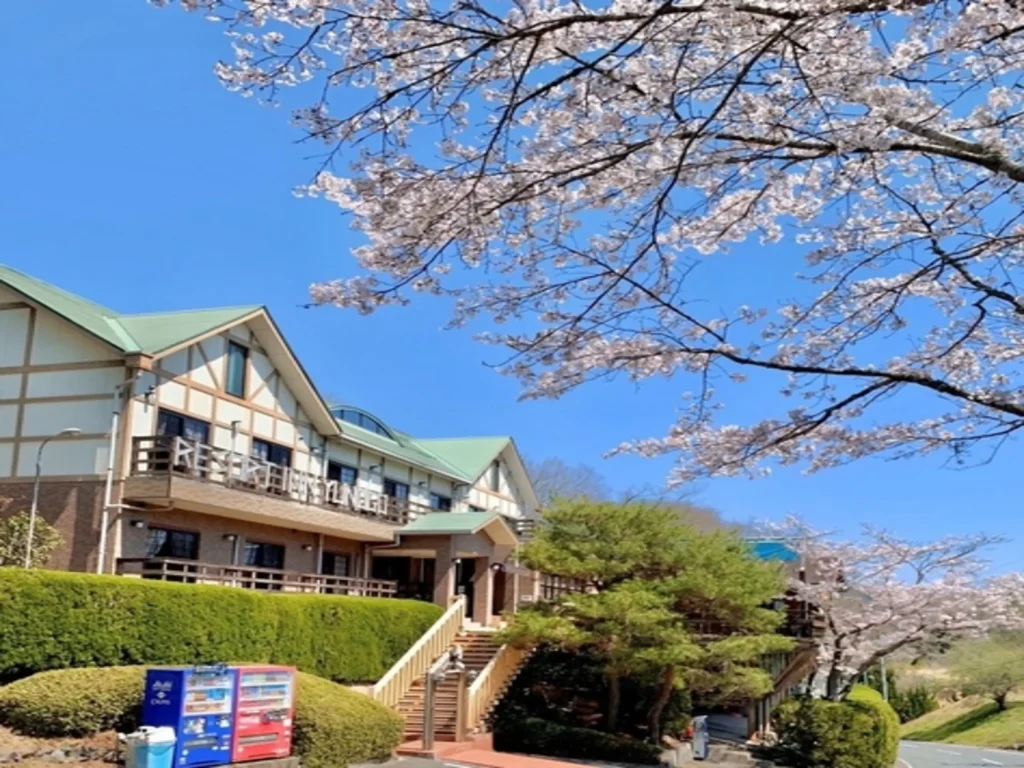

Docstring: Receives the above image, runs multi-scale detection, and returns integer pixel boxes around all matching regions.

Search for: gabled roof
[0,264,337,435]
[0,264,259,355]
[117,307,261,355]
[399,511,519,546]
[417,437,512,480]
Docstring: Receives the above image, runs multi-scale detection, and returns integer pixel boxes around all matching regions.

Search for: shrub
[0,569,441,683]
[848,684,900,767]
[493,713,662,765]
[292,671,403,768]
[892,685,939,724]
[0,512,63,568]
[0,667,403,767]
[0,667,146,737]
[773,685,900,768]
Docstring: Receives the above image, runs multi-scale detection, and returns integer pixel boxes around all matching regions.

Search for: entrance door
[455,558,476,619]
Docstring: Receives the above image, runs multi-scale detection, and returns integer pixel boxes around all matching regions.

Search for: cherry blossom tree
[157,0,1024,481]
[770,519,1024,699]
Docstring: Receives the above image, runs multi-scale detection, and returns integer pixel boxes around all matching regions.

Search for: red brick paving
[397,734,593,768]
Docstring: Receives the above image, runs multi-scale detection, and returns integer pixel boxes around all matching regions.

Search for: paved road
[901,741,1024,767]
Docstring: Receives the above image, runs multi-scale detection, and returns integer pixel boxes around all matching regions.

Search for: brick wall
[0,479,107,572]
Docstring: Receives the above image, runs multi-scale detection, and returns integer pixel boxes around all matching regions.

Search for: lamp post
[24,427,81,568]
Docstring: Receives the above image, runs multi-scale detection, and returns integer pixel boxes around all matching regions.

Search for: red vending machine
[231,665,296,763]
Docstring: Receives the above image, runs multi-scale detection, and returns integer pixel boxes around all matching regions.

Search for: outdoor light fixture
[368,464,380,472]
[301,544,314,552]
[222,533,238,542]
[130,520,146,529]
[490,562,504,572]
[417,480,427,487]
[24,427,82,568]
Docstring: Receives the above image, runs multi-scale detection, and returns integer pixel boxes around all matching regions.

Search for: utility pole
[880,657,889,702]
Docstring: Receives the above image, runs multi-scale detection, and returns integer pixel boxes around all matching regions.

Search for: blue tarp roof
[748,540,800,562]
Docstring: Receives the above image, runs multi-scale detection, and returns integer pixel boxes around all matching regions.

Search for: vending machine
[231,665,296,763]
[142,666,237,768]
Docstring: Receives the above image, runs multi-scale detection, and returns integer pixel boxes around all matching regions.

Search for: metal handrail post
[423,670,436,751]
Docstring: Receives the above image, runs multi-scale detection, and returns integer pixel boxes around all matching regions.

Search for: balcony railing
[116,557,398,597]
[130,435,430,526]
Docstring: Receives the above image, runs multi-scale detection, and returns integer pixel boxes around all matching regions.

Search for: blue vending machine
[142,666,237,768]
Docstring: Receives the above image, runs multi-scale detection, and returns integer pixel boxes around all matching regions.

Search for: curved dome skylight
[330,406,394,439]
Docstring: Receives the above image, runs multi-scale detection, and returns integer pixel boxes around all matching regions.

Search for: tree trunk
[995,692,1009,711]
[826,667,844,701]
[647,665,676,745]
[606,672,621,733]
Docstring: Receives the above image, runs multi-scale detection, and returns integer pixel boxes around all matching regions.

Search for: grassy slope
[902,696,1024,749]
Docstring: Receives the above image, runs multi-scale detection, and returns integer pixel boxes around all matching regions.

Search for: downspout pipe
[97,373,138,575]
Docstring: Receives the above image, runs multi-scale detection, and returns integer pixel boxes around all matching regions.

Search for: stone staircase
[396,630,504,741]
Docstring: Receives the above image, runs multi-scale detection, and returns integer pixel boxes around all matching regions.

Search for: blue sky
[1,3,1019,570]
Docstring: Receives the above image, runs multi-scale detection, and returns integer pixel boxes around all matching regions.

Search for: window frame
[225,340,249,399]
[321,551,351,577]
[144,526,200,561]
[383,478,410,501]
[251,438,293,469]
[327,460,359,486]
[489,460,501,492]
[156,409,211,444]
[429,493,452,511]
[243,540,286,570]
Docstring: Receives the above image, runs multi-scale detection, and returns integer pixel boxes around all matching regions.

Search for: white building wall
[128,322,320,477]
[467,451,530,518]
[0,299,125,479]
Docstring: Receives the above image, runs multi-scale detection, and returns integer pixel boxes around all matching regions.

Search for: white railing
[372,596,467,709]
[465,643,532,732]
[131,435,429,525]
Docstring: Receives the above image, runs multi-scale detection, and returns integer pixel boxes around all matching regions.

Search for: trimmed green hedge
[0,666,403,766]
[0,569,441,683]
[292,670,403,768]
[493,715,662,765]
[0,667,146,737]
[773,685,901,768]
[848,684,900,766]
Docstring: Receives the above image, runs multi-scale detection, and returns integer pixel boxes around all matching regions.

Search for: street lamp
[24,427,81,568]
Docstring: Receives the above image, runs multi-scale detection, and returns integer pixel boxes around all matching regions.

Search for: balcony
[124,436,431,542]
[117,556,398,597]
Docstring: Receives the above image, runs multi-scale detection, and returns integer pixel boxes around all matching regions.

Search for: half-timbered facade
[0,265,539,624]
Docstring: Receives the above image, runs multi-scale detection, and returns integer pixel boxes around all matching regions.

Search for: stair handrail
[372,595,466,708]
[465,642,531,731]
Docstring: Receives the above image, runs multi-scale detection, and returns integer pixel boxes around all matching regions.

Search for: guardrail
[116,557,398,597]
[372,596,467,709]
[465,643,532,732]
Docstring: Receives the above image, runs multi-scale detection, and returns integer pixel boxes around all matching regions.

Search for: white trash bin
[121,726,176,768]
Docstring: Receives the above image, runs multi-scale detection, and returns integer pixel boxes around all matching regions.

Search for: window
[489,460,500,492]
[243,541,285,569]
[327,461,358,486]
[145,527,200,560]
[429,493,452,511]
[330,407,392,438]
[252,439,292,468]
[157,409,210,443]
[383,478,410,500]
[226,341,248,398]
[321,552,350,577]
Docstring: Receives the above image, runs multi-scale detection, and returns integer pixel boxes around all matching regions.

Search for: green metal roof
[0,264,259,355]
[117,307,260,355]
[338,420,470,481]
[400,511,501,535]
[417,437,511,481]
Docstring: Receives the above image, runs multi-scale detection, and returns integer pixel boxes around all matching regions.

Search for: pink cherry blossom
[157,0,1024,481]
